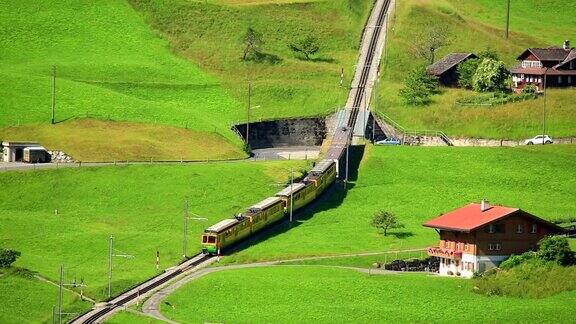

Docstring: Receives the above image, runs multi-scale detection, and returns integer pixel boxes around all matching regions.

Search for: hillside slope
[377,0,576,139]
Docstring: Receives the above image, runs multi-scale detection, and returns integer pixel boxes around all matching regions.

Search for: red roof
[423,203,518,232]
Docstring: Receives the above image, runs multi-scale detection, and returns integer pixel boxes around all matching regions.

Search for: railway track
[327,0,391,161]
[72,0,392,322]
[73,254,213,324]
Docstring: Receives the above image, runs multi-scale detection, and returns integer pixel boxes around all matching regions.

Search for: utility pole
[108,235,134,299]
[51,65,56,124]
[183,199,189,258]
[58,264,63,324]
[505,0,511,39]
[54,265,84,324]
[246,82,251,146]
[542,69,547,145]
[289,168,294,223]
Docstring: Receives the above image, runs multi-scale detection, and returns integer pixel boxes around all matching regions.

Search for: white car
[525,135,553,145]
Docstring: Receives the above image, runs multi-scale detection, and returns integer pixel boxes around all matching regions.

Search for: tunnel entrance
[233,117,327,150]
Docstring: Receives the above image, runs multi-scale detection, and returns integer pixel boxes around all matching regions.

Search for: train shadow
[226,144,365,255]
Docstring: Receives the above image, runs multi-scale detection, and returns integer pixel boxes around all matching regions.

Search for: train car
[275,182,316,213]
[201,197,285,254]
[306,159,337,194]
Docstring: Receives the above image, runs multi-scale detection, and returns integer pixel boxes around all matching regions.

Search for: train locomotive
[201,159,337,254]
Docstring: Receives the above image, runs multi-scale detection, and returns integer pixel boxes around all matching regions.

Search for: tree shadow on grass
[389,231,414,239]
[292,55,337,63]
[225,144,366,256]
[245,52,283,65]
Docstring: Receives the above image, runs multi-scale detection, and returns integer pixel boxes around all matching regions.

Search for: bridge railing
[375,112,453,146]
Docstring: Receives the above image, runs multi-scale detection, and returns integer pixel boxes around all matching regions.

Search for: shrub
[472,58,510,92]
[457,58,480,89]
[523,84,538,95]
[500,251,537,270]
[399,66,438,106]
[0,249,21,268]
[538,236,575,266]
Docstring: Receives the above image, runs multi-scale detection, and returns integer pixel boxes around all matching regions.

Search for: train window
[207,236,216,243]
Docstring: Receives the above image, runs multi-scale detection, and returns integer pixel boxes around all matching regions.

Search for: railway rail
[72,0,392,322]
[72,254,213,324]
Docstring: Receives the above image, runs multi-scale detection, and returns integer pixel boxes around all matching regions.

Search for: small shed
[427,53,478,86]
[2,141,49,163]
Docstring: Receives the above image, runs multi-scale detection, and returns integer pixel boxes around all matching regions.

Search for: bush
[538,236,575,266]
[457,58,480,89]
[400,66,438,106]
[472,58,510,92]
[0,249,21,268]
[522,84,538,94]
[500,251,537,270]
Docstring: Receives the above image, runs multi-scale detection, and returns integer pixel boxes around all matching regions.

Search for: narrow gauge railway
[201,0,391,255]
[74,0,391,322]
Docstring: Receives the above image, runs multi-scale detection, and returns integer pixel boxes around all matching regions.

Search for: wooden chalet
[423,200,564,278]
[511,40,576,92]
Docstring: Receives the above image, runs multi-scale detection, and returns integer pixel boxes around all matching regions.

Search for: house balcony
[427,247,462,260]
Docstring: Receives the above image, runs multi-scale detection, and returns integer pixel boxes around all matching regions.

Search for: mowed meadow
[224,145,576,264]
[0,160,305,322]
[378,0,576,139]
[160,266,576,323]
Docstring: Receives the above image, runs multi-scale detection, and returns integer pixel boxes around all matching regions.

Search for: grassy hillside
[0,0,247,159]
[377,0,576,139]
[130,0,373,121]
[161,266,576,323]
[224,145,576,264]
[0,119,246,162]
[0,160,305,303]
[0,271,90,323]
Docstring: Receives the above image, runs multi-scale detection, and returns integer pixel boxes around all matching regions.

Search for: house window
[488,224,496,233]
[571,61,574,69]
[559,76,563,84]
[464,243,469,252]
[488,243,502,251]
[516,224,524,234]
[569,76,572,84]
[531,224,537,233]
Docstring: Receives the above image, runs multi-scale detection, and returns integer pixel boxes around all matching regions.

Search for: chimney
[480,199,491,212]
[563,40,570,50]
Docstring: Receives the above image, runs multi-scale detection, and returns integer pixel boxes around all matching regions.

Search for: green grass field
[0,119,246,162]
[161,266,576,323]
[0,160,305,307]
[0,271,90,324]
[377,0,576,139]
[130,0,372,120]
[223,145,576,264]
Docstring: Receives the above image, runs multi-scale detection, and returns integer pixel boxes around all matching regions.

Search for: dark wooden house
[511,40,576,92]
[427,53,478,86]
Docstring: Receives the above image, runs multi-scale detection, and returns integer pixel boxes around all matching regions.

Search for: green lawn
[0,271,90,324]
[223,145,576,264]
[105,311,163,324]
[0,119,246,162]
[130,0,372,121]
[0,160,305,304]
[0,1,241,137]
[377,0,576,139]
[161,266,576,323]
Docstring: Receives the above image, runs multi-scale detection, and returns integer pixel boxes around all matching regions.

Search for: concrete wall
[235,117,327,149]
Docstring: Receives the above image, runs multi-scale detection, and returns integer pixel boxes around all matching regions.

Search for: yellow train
[201,159,337,254]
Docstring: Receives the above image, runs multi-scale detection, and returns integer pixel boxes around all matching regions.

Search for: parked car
[375,138,401,145]
[525,135,553,145]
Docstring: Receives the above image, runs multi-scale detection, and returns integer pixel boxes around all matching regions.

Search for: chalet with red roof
[423,200,564,278]
[511,40,576,92]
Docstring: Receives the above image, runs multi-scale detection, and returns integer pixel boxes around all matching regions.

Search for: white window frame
[516,224,523,234]
[531,224,537,233]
